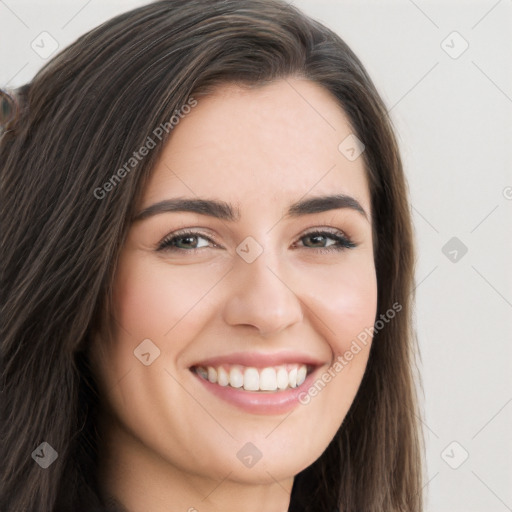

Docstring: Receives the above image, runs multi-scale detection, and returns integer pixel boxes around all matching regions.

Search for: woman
[1,1,424,511]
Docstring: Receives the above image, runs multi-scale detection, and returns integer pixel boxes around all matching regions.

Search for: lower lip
[191,368,320,415]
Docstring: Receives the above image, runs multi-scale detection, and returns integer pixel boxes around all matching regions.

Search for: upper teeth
[195,364,308,391]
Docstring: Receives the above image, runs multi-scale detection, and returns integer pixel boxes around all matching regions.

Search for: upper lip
[189,351,325,369]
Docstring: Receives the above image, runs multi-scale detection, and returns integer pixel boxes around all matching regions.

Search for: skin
[90,77,378,512]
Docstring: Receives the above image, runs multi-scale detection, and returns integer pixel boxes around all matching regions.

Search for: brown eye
[158,230,215,252]
[297,230,356,253]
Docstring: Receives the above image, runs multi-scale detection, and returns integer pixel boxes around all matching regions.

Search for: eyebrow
[132,194,368,223]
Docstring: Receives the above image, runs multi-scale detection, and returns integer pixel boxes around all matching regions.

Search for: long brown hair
[1,1,423,510]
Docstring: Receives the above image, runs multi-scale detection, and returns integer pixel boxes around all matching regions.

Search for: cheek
[301,255,378,355]
[288,257,377,467]
[112,253,218,341]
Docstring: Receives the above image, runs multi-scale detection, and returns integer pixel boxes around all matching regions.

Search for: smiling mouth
[191,363,314,392]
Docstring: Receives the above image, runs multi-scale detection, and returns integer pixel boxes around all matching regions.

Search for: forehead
[142,78,371,218]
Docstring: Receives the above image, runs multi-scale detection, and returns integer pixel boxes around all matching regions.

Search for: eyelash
[157,228,356,254]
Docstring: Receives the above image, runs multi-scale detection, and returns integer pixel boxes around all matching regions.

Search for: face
[91,78,377,492]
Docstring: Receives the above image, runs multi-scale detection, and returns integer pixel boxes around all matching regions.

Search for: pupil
[310,235,324,246]
[180,236,195,247]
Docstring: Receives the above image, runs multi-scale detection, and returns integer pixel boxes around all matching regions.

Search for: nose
[222,247,304,337]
